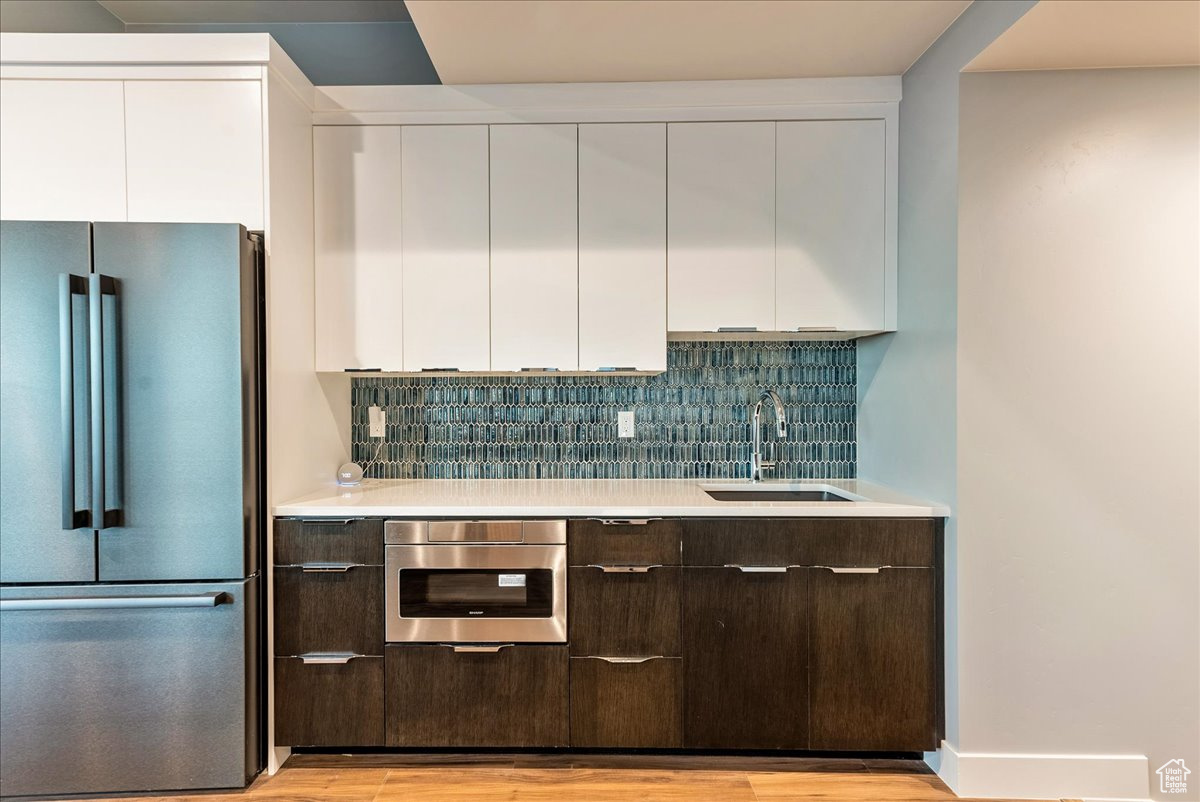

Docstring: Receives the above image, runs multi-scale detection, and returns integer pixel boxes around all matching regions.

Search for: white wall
[262,67,350,772]
[855,0,1035,753]
[956,67,1199,801]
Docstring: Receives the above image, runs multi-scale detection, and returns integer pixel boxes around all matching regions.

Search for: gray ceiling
[96,1,412,24]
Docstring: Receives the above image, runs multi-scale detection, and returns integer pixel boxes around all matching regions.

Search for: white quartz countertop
[274,479,949,518]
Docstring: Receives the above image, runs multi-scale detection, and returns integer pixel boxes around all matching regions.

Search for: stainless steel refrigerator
[0,221,265,797]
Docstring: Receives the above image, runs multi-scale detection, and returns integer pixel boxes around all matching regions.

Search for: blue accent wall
[352,341,856,480]
[125,21,440,85]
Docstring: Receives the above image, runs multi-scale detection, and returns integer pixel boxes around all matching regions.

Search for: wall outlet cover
[369,405,386,438]
[618,410,635,438]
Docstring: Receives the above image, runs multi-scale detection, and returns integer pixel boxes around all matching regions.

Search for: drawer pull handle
[725,564,790,573]
[299,562,364,572]
[298,518,357,526]
[818,566,889,574]
[591,518,658,526]
[450,644,513,654]
[590,656,664,664]
[587,564,663,573]
[298,652,361,664]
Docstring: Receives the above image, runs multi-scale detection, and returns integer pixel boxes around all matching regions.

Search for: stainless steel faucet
[750,389,787,482]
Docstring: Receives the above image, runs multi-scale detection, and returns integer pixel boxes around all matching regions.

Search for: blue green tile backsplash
[351,341,856,479]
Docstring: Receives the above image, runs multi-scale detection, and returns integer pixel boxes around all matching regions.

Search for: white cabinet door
[313,126,404,371]
[124,81,264,228]
[578,123,666,372]
[0,80,127,222]
[667,122,775,332]
[402,125,490,371]
[489,124,578,371]
[776,120,886,331]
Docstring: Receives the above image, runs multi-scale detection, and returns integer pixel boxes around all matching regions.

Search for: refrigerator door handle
[59,273,90,530]
[0,592,228,611]
[88,274,121,529]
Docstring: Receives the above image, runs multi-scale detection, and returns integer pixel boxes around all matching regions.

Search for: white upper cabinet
[313,125,405,371]
[776,120,886,332]
[124,81,264,228]
[667,122,776,332]
[578,124,667,372]
[401,125,491,371]
[0,80,128,222]
[489,124,579,371]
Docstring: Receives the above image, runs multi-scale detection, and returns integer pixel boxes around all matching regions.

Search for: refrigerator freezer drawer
[0,578,259,797]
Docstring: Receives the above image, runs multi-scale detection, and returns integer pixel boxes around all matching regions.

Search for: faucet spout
[750,390,787,482]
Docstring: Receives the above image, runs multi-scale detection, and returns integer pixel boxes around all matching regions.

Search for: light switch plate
[368,405,386,438]
[618,410,635,438]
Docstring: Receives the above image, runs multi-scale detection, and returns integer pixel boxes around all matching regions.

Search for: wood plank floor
[65,754,1072,802]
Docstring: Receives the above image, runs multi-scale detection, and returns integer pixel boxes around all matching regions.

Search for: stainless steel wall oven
[384,520,566,643]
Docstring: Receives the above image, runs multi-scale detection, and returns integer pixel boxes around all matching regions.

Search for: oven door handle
[448,644,514,654]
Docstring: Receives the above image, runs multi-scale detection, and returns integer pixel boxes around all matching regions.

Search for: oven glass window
[398,569,554,618]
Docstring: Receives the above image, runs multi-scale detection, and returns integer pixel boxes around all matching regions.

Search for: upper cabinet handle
[587,564,663,573]
[818,566,889,574]
[725,564,789,573]
[592,518,657,526]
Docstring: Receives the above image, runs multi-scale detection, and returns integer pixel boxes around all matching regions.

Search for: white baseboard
[934,741,1150,801]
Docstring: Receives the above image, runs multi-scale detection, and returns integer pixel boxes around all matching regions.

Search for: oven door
[385,544,566,643]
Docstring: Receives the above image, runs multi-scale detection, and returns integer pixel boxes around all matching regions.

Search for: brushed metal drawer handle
[298,518,356,526]
[450,644,514,654]
[818,566,889,574]
[298,562,364,572]
[590,656,666,664]
[591,518,658,526]
[725,564,790,573]
[298,652,362,664]
[587,564,663,573]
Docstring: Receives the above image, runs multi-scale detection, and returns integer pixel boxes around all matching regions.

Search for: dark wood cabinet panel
[683,518,935,567]
[273,566,383,656]
[569,566,681,657]
[385,645,568,748]
[808,567,938,751]
[570,657,682,748]
[568,519,682,566]
[681,566,809,749]
[274,657,384,747]
[274,518,383,566]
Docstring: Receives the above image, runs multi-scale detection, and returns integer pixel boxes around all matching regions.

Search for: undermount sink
[699,483,858,503]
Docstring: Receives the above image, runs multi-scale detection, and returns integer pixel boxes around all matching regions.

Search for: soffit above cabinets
[405,0,971,85]
[965,0,1200,72]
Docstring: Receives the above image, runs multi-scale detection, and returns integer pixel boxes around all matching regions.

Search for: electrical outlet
[368,406,386,438]
[618,410,635,438]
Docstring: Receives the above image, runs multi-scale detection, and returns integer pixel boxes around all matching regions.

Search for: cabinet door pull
[450,644,514,654]
[298,518,356,526]
[817,566,889,574]
[591,518,658,526]
[298,652,361,664]
[725,564,789,573]
[590,656,665,664]
[587,564,663,573]
[298,562,363,572]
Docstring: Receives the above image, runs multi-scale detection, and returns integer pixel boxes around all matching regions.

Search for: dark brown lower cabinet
[385,644,568,748]
[273,566,383,656]
[568,566,681,657]
[274,657,384,746]
[681,566,809,749]
[809,567,938,751]
[570,657,682,748]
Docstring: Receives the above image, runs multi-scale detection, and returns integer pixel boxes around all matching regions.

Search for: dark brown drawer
[274,518,383,565]
[274,566,383,656]
[274,656,384,747]
[683,518,937,567]
[385,644,568,748]
[568,566,680,656]
[570,657,681,748]
[568,519,681,566]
